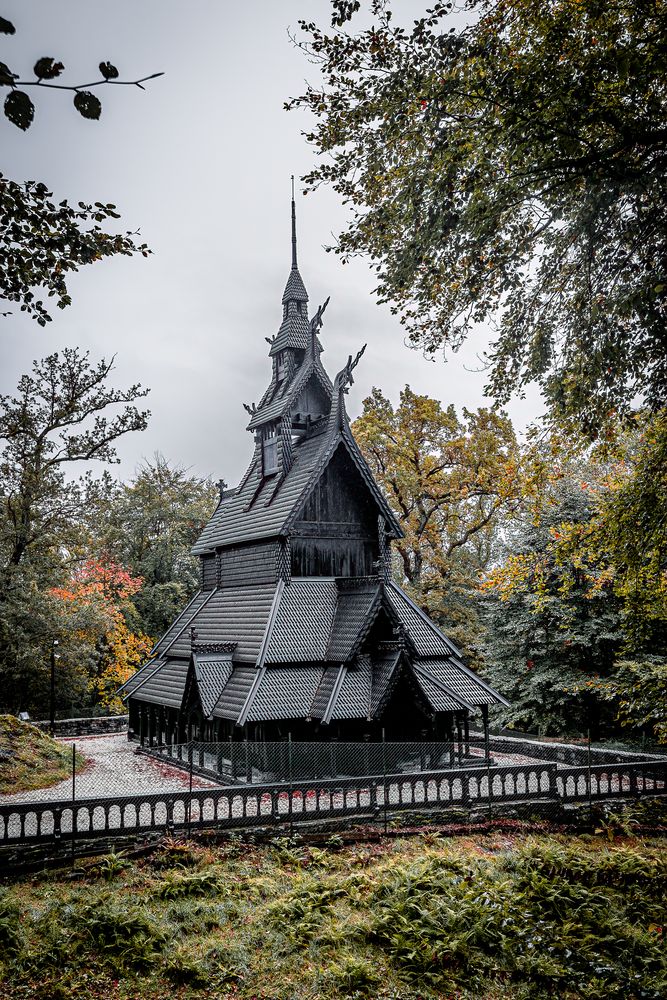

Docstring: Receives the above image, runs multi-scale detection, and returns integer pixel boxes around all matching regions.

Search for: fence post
[382,728,388,835]
[587,729,593,824]
[70,742,77,860]
[486,750,493,821]
[187,742,193,838]
[288,732,293,837]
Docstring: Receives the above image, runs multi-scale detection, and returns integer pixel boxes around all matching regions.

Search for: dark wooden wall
[201,554,217,590]
[291,445,379,577]
[291,536,377,578]
[218,540,278,587]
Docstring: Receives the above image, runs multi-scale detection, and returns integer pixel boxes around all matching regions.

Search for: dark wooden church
[121,196,508,746]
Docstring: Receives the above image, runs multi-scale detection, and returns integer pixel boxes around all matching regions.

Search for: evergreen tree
[481,466,624,737]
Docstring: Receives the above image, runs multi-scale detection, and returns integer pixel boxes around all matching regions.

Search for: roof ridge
[321,664,347,725]
[155,589,217,659]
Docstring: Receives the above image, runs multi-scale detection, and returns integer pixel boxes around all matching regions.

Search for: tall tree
[352,386,523,656]
[0,349,149,713]
[92,455,218,638]
[480,462,625,737]
[291,0,667,432]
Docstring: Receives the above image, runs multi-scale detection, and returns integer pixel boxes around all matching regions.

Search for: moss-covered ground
[0,715,85,795]
[1,819,666,1000]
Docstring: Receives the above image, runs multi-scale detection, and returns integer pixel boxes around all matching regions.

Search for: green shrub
[366,842,667,998]
[321,953,381,995]
[157,869,226,900]
[35,896,169,973]
[0,893,24,962]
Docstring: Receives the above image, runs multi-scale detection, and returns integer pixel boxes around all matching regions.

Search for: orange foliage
[50,559,153,712]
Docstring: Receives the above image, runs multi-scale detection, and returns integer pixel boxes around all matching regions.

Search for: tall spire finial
[291,174,297,270]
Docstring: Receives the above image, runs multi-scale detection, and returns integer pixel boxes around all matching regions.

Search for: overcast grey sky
[1,1,541,487]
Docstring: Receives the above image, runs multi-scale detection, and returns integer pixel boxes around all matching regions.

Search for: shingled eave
[325,584,383,663]
[411,661,475,712]
[370,648,404,719]
[387,582,460,656]
[118,656,163,701]
[320,664,347,726]
[149,588,219,656]
[445,653,511,708]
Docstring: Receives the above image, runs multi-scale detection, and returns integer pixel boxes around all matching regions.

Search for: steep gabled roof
[244,664,324,723]
[247,354,332,430]
[265,579,338,663]
[191,652,235,718]
[212,665,257,721]
[325,582,382,662]
[192,426,401,554]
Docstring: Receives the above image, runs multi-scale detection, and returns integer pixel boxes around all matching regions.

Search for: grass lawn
[1,824,666,1000]
[0,715,86,795]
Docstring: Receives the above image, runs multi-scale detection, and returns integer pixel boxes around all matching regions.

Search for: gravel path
[1,734,217,805]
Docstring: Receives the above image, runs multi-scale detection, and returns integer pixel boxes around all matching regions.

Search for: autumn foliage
[50,559,153,713]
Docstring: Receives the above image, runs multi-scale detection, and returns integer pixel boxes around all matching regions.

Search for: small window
[263,431,278,476]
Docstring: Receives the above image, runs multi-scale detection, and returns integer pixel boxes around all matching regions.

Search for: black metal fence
[1,733,665,848]
[152,738,491,785]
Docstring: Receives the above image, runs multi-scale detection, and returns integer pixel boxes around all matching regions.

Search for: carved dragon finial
[309,296,330,354]
[243,402,257,416]
[334,343,367,395]
[265,335,276,346]
[329,343,367,431]
[310,296,330,335]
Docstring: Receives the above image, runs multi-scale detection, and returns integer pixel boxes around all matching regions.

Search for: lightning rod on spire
[291,175,298,270]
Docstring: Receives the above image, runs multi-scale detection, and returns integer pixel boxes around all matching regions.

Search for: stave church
[121,195,507,746]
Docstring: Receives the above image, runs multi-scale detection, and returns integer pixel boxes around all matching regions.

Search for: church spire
[291,175,298,270]
[282,178,308,307]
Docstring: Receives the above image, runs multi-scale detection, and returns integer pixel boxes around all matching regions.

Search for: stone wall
[33,716,128,738]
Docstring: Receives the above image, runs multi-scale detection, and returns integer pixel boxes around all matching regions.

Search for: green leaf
[98,61,119,80]
[0,16,15,34]
[73,90,102,120]
[33,57,65,80]
[4,90,35,130]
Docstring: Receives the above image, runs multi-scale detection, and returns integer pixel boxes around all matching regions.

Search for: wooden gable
[290,442,381,577]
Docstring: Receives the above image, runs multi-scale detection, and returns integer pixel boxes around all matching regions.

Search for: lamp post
[49,639,59,737]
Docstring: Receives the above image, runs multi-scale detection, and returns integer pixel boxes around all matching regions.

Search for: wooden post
[482,705,490,763]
